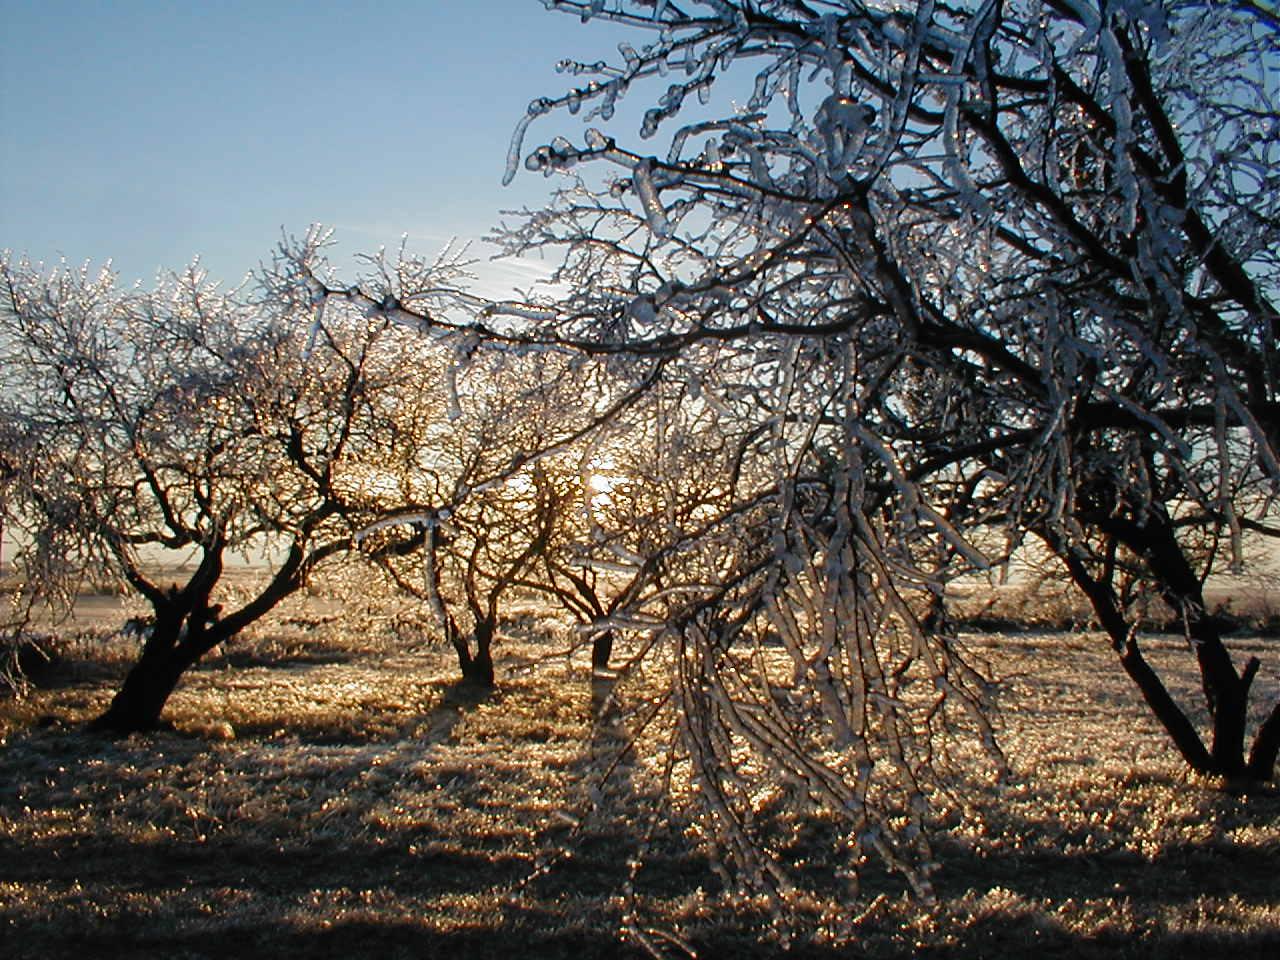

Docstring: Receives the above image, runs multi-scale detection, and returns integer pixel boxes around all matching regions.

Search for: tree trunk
[87,595,226,734]
[456,618,496,688]
[88,654,185,734]
[1135,520,1254,778]
[1060,545,1215,773]
[591,629,614,673]
[1246,698,1280,781]
[87,623,202,734]
[1088,515,1278,782]
[1190,620,1252,779]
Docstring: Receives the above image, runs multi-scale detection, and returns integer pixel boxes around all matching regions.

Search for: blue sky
[0,1,639,295]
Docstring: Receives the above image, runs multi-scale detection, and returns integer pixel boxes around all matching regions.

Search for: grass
[2,609,1280,958]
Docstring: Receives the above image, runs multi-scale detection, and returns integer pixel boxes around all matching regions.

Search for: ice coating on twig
[631,157,672,238]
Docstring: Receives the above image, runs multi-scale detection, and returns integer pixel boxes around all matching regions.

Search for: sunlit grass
[2,609,1279,957]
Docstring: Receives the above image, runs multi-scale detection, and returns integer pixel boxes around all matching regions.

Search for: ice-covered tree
[353,345,645,687]
[331,0,1280,915]
[0,233,480,732]
[276,237,664,688]
[254,0,1279,916]
[491,0,1280,796]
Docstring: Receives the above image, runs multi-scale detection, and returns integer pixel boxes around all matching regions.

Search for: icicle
[748,70,771,112]
[618,41,640,72]
[484,301,559,322]
[1215,395,1246,575]
[503,99,552,186]
[576,556,638,575]
[815,94,875,172]
[941,89,991,218]
[852,424,990,570]
[445,361,462,422]
[1097,26,1139,232]
[701,137,723,170]
[632,157,672,238]
[742,142,773,188]
[1107,393,1191,459]
[577,613,664,632]
[444,331,478,422]
[786,59,802,126]
[641,108,663,139]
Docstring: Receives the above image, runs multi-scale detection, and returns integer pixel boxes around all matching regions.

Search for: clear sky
[0,0,639,296]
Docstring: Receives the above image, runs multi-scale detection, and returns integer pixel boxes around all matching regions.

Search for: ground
[2,601,1279,958]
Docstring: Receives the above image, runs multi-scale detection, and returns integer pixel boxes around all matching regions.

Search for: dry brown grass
[2,610,1280,958]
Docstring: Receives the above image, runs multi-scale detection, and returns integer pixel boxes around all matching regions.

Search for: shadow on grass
[6,918,660,960]
[197,671,489,747]
[0,830,532,896]
[6,642,1280,960]
[932,831,1280,906]
[418,678,496,746]
[7,642,122,692]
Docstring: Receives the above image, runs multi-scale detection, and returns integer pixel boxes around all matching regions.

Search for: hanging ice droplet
[446,362,462,421]
[641,108,663,139]
[503,113,536,186]
[632,158,672,238]
[627,295,658,325]
[702,138,722,170]
[525,145,551,173]
[302,298,325,361]
[815,95,875,170]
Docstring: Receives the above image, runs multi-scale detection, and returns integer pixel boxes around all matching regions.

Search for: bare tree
[0,233,475,732]
[487,0,1280,789]
[262,0,1278,916]
[349,342,648,687]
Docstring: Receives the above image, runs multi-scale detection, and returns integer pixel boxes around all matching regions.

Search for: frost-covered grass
[2,616,1279,958]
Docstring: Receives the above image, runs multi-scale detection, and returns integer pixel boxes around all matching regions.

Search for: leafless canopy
[268,0,1280,918]
[488,0,1278,908]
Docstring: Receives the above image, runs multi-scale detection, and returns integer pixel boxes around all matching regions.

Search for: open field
[3,611,1280,958]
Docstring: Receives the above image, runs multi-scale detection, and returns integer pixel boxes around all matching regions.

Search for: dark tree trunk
[1076,514,1280,783]
[1129,517,1256,779]
[1061,547,1214,772]
[87,647,187,733]
[1189,618,1253,779]
[87,568,229,734]
[83,533,345,735]
[1246,699,1280,781]
[591,630,614,673]
[87,621,216,734]
[456,618,496,688]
